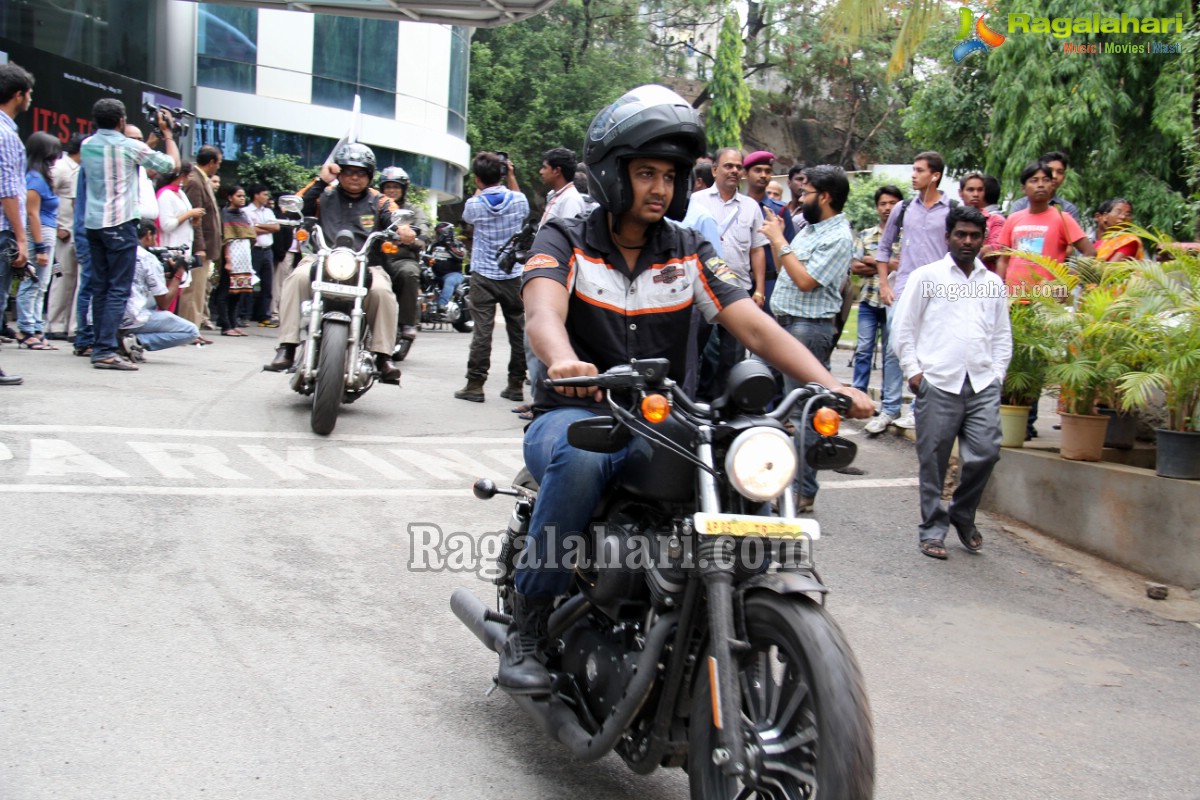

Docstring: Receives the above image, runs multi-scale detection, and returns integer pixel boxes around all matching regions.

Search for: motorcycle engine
[560,622,641,728]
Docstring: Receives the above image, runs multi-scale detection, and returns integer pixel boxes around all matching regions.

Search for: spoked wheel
[688,595,874,800]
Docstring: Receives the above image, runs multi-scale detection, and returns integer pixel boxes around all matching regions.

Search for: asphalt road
[1,323,1198,800]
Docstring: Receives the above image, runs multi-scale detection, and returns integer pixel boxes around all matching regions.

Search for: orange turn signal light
[812,407,840,436]
[641,393,670,424]
[295,229,308,242]
[381,241,399,254]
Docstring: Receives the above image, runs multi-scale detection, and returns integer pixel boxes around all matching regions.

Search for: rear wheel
[688,594,874,800]
[448,291,473,333]
[311,321,349,435]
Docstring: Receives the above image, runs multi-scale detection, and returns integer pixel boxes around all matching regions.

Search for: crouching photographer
[117,223,200,364]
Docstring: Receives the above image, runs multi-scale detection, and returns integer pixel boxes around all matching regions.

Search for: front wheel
[311,321,349,435]
[688,594,874,800]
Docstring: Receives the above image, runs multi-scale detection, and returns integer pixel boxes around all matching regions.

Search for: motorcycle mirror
[805,435,858,471]
[390,209,415,229]
[278,194,303,214]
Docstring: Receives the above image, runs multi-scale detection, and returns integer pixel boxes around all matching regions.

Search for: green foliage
[843,174,907,232]
[984,0,1193,237]
[467,0,654,198]
[707,11,752,151]
[236,148,315,197]
[827,0,944,79]
[1003,300,1055,407]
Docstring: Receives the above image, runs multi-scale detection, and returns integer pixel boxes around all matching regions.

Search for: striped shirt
[80,129,174,230]
[769,212,853,320]
[0,109,26,234]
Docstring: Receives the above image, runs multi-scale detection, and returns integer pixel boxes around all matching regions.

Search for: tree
[983,0,1192,237]
[827,0,943,78]
[706,10,752,151]
[236,148,315,197]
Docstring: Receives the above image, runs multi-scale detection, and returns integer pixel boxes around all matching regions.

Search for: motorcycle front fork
[695,427,749,779]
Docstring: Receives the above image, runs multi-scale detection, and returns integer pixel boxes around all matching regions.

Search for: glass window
[312,14,397,118]
[447,26,469,139]
[0,0,154,81]
[197,5,257,93]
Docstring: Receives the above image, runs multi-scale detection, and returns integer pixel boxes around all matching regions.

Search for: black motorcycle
[452,358,875,799]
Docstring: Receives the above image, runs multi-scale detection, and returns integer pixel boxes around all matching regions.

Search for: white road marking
[819,477,919,489]
[0,484,470,497]
[28,439,129,478]
[389,449,498,482]
[127,441,250,480]
[0,424,523,445]
[240,445,358,481]
[0,441,10,460]
[340,447,415,480]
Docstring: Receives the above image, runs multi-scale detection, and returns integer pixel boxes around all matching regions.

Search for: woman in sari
[1093,198,1144,262]
[219,186,256,336]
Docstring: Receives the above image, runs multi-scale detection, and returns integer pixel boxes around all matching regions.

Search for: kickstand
[485,676,499,697]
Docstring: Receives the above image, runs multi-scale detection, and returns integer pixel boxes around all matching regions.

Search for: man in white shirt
[537,147,587,228]
[891,205,1011,560]
[689,147,769,399]
[245,185,279,326]
[123,125,159,222]
[121,223,199,359]
[47,135,83,339]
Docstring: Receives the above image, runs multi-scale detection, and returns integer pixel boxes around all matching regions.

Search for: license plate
[693,512,820,541]
[312,281,366,297]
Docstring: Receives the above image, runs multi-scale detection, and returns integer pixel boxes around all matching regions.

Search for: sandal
[511,404,532,414]
[92,356,138,371]
[221,329,248,337]
[517,410,534,421]
[919,540,948,560]
[16,333,55,350]
[955,526,983,553]
[73,345,93,357]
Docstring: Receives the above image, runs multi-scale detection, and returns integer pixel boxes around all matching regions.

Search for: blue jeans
[16,261,50,333]
[438,271,465,306]
[882,304,905,417]
[514,407,648,599]
[0,230,16,328]
[851,302,888,393]
[86,221,139,361]
[133,310,199,351]
[779,316,835,500]
[74,221,94,349]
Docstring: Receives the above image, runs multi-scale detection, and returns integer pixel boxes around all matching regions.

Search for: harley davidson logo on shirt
[524,253,559,271]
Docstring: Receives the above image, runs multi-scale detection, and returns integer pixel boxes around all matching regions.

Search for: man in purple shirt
[0,62,35,385]
[873,151,954,429]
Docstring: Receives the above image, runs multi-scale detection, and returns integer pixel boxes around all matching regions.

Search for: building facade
[1,0,470,200]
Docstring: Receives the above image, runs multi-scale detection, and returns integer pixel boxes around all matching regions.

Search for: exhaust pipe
[452,587,679,763]
[450,588,509,653]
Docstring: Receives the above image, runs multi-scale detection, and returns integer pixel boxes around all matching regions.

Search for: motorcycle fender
[736,570,828,600]
[322,311,352,324]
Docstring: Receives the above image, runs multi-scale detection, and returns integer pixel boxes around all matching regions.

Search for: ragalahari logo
[953,6,1006,62]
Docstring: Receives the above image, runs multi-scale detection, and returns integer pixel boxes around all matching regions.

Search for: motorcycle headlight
[725,427,797,503]
[324,249,358,281]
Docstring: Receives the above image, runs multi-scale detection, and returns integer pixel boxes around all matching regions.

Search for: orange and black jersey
[522,211,747,412]
[296,177,399,252]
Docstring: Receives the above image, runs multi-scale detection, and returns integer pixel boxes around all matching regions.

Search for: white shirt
[890,253,1012,394]
[538,183,588,228]
[51,155,79,230]
[137,166,158,221]
[688,185,768,290]
[156,186,194,250]
[247,202,277,248]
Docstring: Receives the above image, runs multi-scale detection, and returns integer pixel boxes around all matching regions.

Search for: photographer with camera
[117,222,199,362]
[454,151,528,403]
[79,98,179,370]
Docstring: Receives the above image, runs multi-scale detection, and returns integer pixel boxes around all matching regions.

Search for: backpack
[894,196,959,235]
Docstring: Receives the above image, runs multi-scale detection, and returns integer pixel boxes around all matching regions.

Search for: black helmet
[434,221,454,241]
[583,85,706,221]
[335,142,377,177]
[379,165,410,188]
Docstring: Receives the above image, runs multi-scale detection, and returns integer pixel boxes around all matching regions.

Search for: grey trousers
[913,377,1002,543]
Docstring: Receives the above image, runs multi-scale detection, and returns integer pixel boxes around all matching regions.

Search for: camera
[496,151,509,179]
[142,102,195,140]
[149,244,200,277]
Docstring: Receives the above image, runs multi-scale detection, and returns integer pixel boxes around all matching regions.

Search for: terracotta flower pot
[1059,412,1109,461]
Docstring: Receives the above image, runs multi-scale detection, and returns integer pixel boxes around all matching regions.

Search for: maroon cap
[743,150,775,169]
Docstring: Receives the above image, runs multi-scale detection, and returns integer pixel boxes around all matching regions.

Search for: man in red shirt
[997,162,1095,287]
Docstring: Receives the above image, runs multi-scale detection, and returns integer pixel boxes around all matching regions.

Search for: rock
[1145,582,1170,600]
[1132,391,1169,442]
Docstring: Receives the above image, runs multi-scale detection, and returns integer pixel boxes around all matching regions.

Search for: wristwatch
[779,244,794,256]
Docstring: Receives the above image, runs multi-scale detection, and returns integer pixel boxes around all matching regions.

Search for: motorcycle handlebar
[306,223,394,257]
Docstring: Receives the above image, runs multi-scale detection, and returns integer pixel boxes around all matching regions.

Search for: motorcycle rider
[501,84,875,694]
[264,143,401,383]
[377,165,429,340]
[426,221,466,309]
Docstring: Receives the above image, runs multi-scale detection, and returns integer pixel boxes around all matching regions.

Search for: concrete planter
[1059,412,1109,462]
[999,405,1029,448]
[1156,429,1200,480]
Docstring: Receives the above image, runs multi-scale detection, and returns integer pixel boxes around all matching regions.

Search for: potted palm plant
[1115,236,1200,479]
[1000,299,1053,448]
